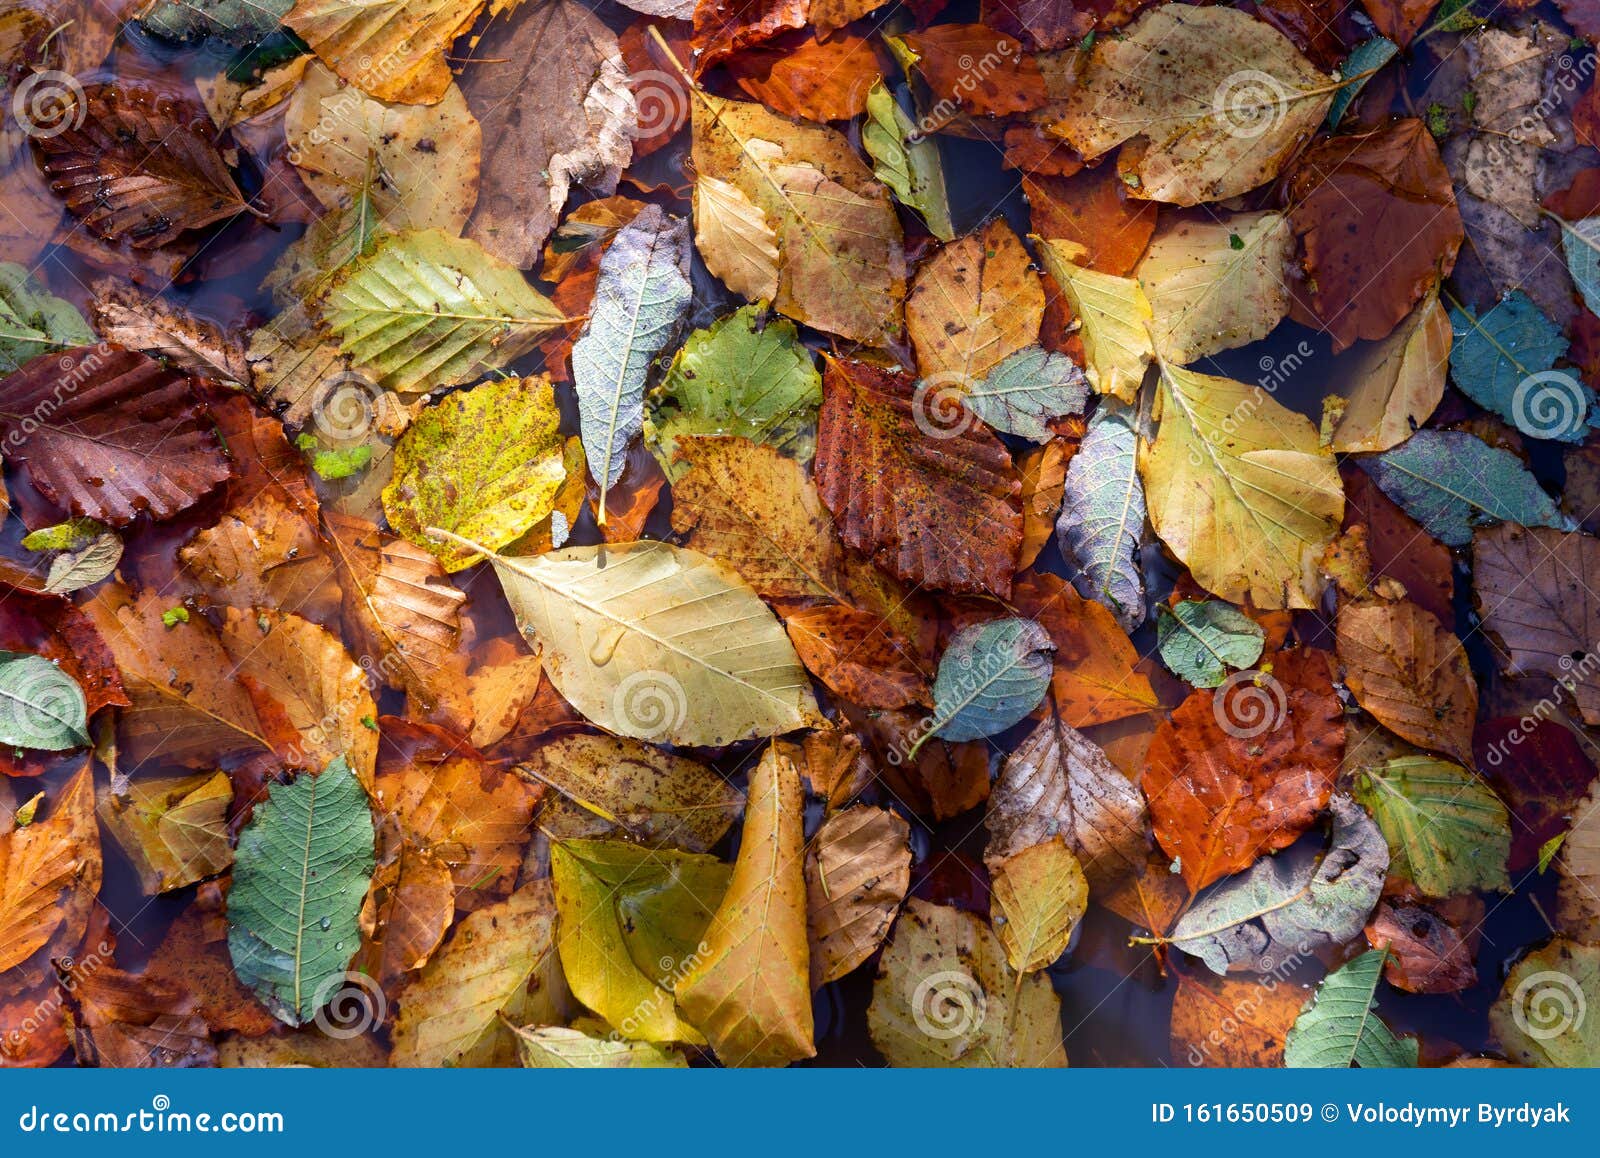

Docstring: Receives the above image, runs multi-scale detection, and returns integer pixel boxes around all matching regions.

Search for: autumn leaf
[906,219,1044,387]
[1327,287,1450,453]
[0,262,93,372]
[1036,240,1153,403]
[61,961,216,1068]
[729,30,884,122]
[1012,571,1159,727]
[96,771,233,895]
[1352,756,1511,897]
[1557,778,1600,941]
[286,0,483,105]
[784,602,930,712]
[511,1024,687,1068]
[805,804,911,987]
[677,744,814,1066]
[0,764,99,973]
[1491,940,1600,1066]
[1058,400,1145,630]
[1286,949,1418,1068]
[1337,600,1477,765]
[1170,965,1305,1066]
[989,837,1087,974]
[893,24,1048,117]
[862,82,953,242]
[180,492,341,625]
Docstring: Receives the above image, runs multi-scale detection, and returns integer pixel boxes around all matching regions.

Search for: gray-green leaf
[1168,794,1388,975]
[575,205,691,516]
[227,757,375,1026]
[646,305,820,480]
[0,651,89,750]
[42,533,123,595]
[1359,429,1571,546]
[1560,216,1600,320]
[862,82,953,242]
[1448,292,1588,443]
[0,263,93,373]
[1057,401,1145,630]
[1157,599,1264,688]
[927,618,1055,745]
[1352,756,1510,897]
[962,345,1089,442]
[1284,949,1418,1068]
[139,0,291,46]
[1328,37,1398,129]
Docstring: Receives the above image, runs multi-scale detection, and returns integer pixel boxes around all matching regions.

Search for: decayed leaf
[814,358,1021,598]
[1036,240,1153,403]
[180,492,341,625]
[518,732,741,852]
[1491,939,1600,1067]
[390,882,559,1067]
[963,347,1089,442]
[677,745,813,1066]
[1557,779,1600,940]
[63,962,216,1069]
[287,0,483,105]
[323,511,469,728]
[1144,648,1344,891]
[805,804,911,987]
[1285,948,1418,1068]
[317,229,566,395]
[0,650,87,751]
[1328,287,1450,453]
[462,0,634,267]
[1051,4,1334,205]
[1352,756,1511,897]
[729,30,883,122]
[575,205,691,516]
[1143,359,1344,609]
[550,837,728,1044]
[36,84,255,247]
[692,92,906,347]
[511,1024,687,1068]
[1166,794,1388,974]
[1338,599,1477,764]
[0,346,230,525]
[1286,118,1462,351]
[1058,400,1145,631]
[989,837,1087,974]
[907,220,1043,387]
[383,376,567,572]
[86,280,245,386]
[783,603,929,712]
[286,63,481,234]
[139,0,291,45]
[227,756,375,1026]
[647,307,820,478]
[1367,896,1481,995]
[463,537,823,747]
[1169,966,1306,1067]
[96,771,232,894]
[1474,523,1600,724]
[867,898,1066,1067]
[0,764,98,973]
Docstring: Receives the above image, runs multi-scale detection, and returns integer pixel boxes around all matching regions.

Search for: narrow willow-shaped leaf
[1057,401,1145,630]
[0,651,89,750]
[925,618,1054,747]
[1284,949,1418,1068]
[575,205,692,518]
[963,346,1089,442]
[227,757,375,1026]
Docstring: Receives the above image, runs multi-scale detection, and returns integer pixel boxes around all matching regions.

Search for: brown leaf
[1358,0,1438,45]
[1169,966,1305,1066]
[805,804,911,987]
[1475,717,1596,873]
[1142,648,1344,890]
[1287,119,1463,351]
[692,0,810,73]
[1337,599,1478,766]
[845,702,991,821]
[729,30,885,122]
[1366,896,1481,994]
[782,602,931,711]
[465,652,545,750]
[898,24,1049,116]
[0,764,99,973]
[1341,465,1454,628]
[356,837,456,989]
[1017,436,1071,570]
[36,85,253,247]
[785,726,876,812]
[0,346,230,525]
[907,219,1044,386]
[619,20,691,159]
[179,492,342,627]
[815,357,1021,597]
[143,886,277,1037]
[88,280,248,384]
[986,712,1149,890]
[62,961,216,1068]
[1012,572,1160,727]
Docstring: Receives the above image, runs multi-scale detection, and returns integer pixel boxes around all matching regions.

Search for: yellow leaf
[1329,288,1450,453]
[1142,361,1344,608]
[286,0,485,106]
[989,837,1088,974]
[1037,237,1153,403]
[677,745,815,1066]
[693,174,779,302]
[96,771,233,895]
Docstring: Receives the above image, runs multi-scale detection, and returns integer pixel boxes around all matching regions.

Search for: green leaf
[1328,37,1399,129]
[382,376,567,571]
[549,838,729,1044]
[0,264,93,373]
[0,651,89,750]
[309,445,371,480]
[139,0,292,45]
[318,228,566,395]
[926,618,1055,745]
[226,756,375,1026]
[646,305,821,482]
[1352,756,1511,897]
[1167,795,1388,974]
[1156,599,1265,688]
[1359,429,1571,546]
[862,82,953,242]
[961,346,1089,442]
[21,518,106,552]
[574,205,691,520]
[1057,400,1145,631]
[1448,292,1588,443]
[511,1024,688,1068]
[1285,949,1419,1068]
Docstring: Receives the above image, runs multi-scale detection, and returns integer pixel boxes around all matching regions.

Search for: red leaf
[1476,717,1598,872]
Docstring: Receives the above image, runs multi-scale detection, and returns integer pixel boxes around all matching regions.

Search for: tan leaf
[805,805,911,987]
[677,745,815,1067]
[1329,288,1450,453]
[906,219,1043,385]
[989,836,1088,974]
[356,840,456,987]
[87,279,248,385]
[1037,238,1153,403]
[95,771,233,895]
[693,174,779,301]
[1337,599,1478,766]
[466,652,545,749]
[1169,967,1304,1066]
[1017,436,1071,570]
[63,962,215,1068]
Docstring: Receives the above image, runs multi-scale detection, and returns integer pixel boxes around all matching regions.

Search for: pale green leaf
[1284,949,1418,1068]
[962,345,1089,442]
[0,651,89,750]
[511,1024,688,1068]
[1352,756,1511,897]
[862,82,953,242]
[0,263,93,373]
[1157,599,1265,688]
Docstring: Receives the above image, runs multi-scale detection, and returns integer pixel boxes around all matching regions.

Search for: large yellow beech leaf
[1049,4,1336,205]
[285,0,484,106]
[1142,361,1344,608]
[692,93,905,348]
[1037,237,1153,403]
[676,745,815,1067]
[431,533,824,747]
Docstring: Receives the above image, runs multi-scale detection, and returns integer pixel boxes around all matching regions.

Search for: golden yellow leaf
[286,0,484,106]
[906,219,1043,385]
[989,837,1088,974]
[1037,237,1153,403]
[96,771,233,895]
[1329,287,1450,453]
[693,174,779,302]
[0,764,99,973]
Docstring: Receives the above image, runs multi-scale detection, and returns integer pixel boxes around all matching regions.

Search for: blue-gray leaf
[1156,600,1264,688]
[1327,37,1399,129]
[1359,429,1571,546]
[962,345,1089,442]
[1560,216,1600,318]
[930,618,1055,743]
[0,651,88,750]
[1448,292,1588,442]
[1057,401,1146,630]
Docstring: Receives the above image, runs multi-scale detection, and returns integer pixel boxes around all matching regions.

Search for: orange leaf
[1012,572,1159,727]
[899,24,1049,117]
[729,31,885,122]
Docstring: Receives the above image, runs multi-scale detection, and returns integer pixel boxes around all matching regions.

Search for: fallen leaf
[1352,756,1511,897]
[96,771,233,894]
[1328,287,1450,453]
[287,0,483,105]
[862,81,953,241]
[512,1023,688,1068]
[1035,240,1153,403]
[1285,948,1417,1067]
[805,804,911,986]
[1366,896,1481,994]
[1337,600,1477,766]
[0,764,98,973]
[1557,778,1600,940]
[730,30,883,121]
[1491,939,1600,1066]
[1169,967,1305,1066]
[1012,571,1159,727]
[62,961,216,1069]
[1016,437,1069,569]
[1057,400,1145,630]
[989,836,1087,973]
[907,219,1043,387]
[894,24,1048,117]
[180,492,341,625]
[925,617,1054,745]
[1158,599,1266,689]
[784,602,930,711]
